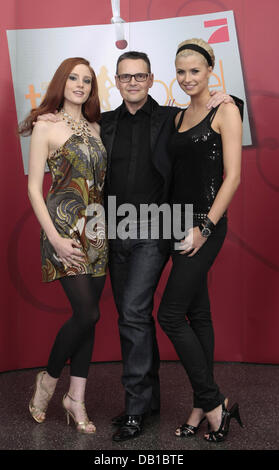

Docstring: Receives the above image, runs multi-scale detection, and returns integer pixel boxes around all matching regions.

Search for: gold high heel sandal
[29,371,53,423]
[62,393,96,434]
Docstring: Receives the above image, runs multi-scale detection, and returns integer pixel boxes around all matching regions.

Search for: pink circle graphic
[116,39,128,49]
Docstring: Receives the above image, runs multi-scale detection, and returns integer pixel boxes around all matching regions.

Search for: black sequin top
[169,105,224,215]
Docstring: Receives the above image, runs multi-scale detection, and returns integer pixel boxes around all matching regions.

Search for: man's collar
[120,95,152,117]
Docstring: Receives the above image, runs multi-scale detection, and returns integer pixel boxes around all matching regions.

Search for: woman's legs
[158,219,227,414]
[158,255,222,412]
[47,274,106,378]
[62,376,96,433]
[30,274,105,425]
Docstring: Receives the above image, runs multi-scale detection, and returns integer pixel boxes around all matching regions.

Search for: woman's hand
[178,226,207,257]
[53,237,86,267]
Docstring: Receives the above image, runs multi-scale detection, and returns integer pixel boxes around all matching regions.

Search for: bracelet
[199,216,216,238]
[204,216,216,230]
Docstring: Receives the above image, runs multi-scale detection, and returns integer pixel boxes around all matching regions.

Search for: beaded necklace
[60,108,92,144]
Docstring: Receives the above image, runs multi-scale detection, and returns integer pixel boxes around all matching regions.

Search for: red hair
[19,57,100,135]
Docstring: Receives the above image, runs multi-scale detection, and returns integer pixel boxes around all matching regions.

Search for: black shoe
[112,415,144,442]
[112,408,159,426]
[204,402,244,443]
[111,411,127,426]
[175,417,206,438]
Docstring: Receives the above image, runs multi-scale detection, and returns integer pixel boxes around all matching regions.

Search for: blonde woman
[158,39,243,443]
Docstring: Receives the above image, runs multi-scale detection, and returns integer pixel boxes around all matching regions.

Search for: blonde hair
[176,38,215,69]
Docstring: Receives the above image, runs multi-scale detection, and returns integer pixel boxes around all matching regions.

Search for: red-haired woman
[19,58,108,434]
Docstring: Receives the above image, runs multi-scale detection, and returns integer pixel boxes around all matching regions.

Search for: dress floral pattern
[40,133,108,282]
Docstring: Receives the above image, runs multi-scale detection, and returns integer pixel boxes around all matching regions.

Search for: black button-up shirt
[108,97,163,216]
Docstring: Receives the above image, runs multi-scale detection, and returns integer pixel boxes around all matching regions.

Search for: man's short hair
[116,51,151,74]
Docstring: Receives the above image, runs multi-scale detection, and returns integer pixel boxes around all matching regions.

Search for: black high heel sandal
[176,417,206,438]
[204,402,244,443]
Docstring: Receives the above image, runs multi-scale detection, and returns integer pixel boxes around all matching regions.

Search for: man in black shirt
[101,52,179,442]
[108,93,164,214]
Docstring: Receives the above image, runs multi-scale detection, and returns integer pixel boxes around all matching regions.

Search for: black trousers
[157,218,227,412]
[109,236,168,415]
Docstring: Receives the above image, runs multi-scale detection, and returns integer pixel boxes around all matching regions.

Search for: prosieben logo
[204,17,230,43]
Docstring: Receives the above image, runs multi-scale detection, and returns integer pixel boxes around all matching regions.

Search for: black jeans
[109,236,168,415]
[157,218,227,412]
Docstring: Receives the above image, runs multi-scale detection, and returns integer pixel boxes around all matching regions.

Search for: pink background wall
[1,0,278,372]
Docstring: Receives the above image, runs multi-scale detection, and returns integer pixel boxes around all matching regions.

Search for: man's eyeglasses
[117,73,150,83]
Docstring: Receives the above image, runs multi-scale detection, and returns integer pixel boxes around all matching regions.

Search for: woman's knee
[74,305,100,331]
[158,299,190,335]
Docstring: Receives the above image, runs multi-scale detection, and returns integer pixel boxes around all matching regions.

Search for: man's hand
[33,111,61,126]
[207,90,235,109]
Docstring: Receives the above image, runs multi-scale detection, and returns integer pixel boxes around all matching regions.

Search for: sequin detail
[169,106,223,213]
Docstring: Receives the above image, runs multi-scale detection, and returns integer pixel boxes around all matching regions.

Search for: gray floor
[0,361,278,453]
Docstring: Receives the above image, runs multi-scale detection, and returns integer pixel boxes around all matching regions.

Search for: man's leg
[109,237,167,415]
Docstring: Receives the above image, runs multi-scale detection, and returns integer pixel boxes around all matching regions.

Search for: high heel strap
[29,371,54,424]
[62,393,96,434]
[204,402,230,443]
[65,392,85,405]
[204,401,243,443]
[176,417,206,437]
[37,371,52,398]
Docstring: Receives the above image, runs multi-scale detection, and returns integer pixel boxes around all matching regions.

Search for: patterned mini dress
[40,133,108,282]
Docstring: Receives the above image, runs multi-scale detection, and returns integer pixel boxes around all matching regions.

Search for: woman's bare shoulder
[33,119,65,134]
[218,102,240,118]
